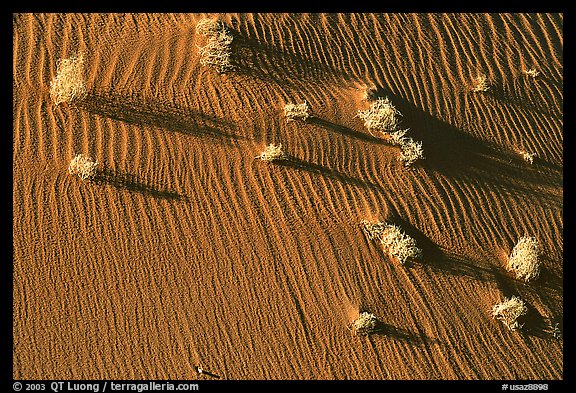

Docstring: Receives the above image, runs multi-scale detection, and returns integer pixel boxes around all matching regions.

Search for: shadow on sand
[267,154,384,192]
[306,116,386,144]
[224,21,350,87]
[78,91,246,144]
[91,167,186,201]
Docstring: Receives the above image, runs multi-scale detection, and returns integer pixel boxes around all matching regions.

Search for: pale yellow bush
[388,128,409,146]
[284,101,311,122]
[522,68,540,78]
[50,52,87,105]
[68,154,98,180]
[196,18,235,73]
[472,73,490,92]
[356,97,401,134]
[362,220,422,264]
[196,18,227,36]
[351,312,379,335]
[507,237,540,282]
[256,144,286,162]
[519,150,537,164]
[398,137,424,167]
[492,296,528,331]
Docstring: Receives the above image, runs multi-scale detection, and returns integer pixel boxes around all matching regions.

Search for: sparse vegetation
[523,68,540,78]
[284,101,311,122]
[472,73,490,92]
[351,312,379,335]
[356,97,402,134]
[196,18,235,73]
[388,128,409,146]
[507,236,540,282]
[492,296,528,331]
[196,18,227,36]
[68,154,98,180]
[518,150,537,164]
[398,137,425,167]
[362,220,422,264]
[50,52,87,106]
[551,322,562,340]
[356,97,424,167]
[256,144,286,162]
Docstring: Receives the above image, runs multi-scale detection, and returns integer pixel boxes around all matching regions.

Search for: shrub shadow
[365,84,562,207]
[372,321,442,347]
[269,155,384,192]
[78,91,245,144]
[519,302,557,341]
[194,365,220,379]
[482,79,563,122]
[91,167,186,201]
[227,25,349,87]
[306,117,387,144]
[379,212,499,283]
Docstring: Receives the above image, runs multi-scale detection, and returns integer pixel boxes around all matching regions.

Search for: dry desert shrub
[361,220,422,264]
[472,73,490,92]
[284,101,311,122]
[398,137,425,167]
[507,236,540,282]
[68,154,98,180]
[518,150,537,164]
[351,312,379,335]
[551,322,562,340]
[357,98,424,166]
[256,144,286,162]
[388,128,409,146]
[50,52,87,105]
[522,68,540,78]
[356,97,402,134]
[492,296,528,331]
[196,18,227,36]
[196,18,235,73]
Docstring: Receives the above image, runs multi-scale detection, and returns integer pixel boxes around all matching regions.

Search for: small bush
[256,144,286,162]
[50,52,87,106]
[362,220,422,264]
[472,73,490,92]
[196,18,235,73]
[492,296,528,331]
[398,137,424,167]
[68,154,98,180]
[196,18,227,36]
[518,150,536,164]
[507,237,540,282]
[356,97,402,134]
[522,68,540,78]
[388,128,409,146]
[351,312,379,335]
[284,101,311,122]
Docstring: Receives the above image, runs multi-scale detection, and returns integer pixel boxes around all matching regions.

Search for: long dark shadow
[91,167,186,201]
[306,117,386,144]
[520,302,558,341]
[269,155,384,192]
[227,23,350,86]
[78,91,245,144]
[482,79,563,122]
[364,84,562,204]
[373,321,442,347]
[195,365,220,379]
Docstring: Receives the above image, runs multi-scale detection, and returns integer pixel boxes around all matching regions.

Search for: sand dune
[13,13,562,380]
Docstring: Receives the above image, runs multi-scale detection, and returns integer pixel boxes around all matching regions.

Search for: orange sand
[13,13,563,380]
